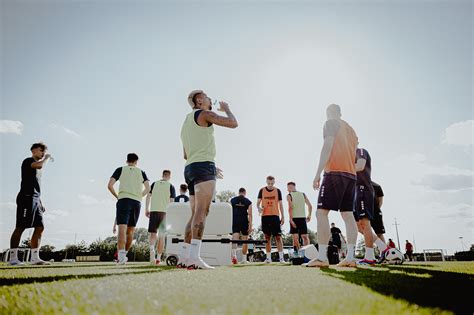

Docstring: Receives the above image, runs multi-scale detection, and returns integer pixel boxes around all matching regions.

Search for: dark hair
[239,188,246,194]
[266,175,275,181]
[127,153,139,163]
[180,184,188,192]
[192,93,203,107]
[287,182,296,186]
[30,142,47,151]
[163,170,171,176]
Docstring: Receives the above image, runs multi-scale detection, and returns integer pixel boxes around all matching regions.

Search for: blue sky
[1,0,472,254]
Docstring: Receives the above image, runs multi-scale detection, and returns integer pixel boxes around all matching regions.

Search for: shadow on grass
[321,265,474,314]
[0,267,174,286]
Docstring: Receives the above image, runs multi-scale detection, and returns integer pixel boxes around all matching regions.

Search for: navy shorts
[353,185,375,221]
[262,215,281,237]
[16,193,44,229]
[290,218,308,235]
[232,220,249,236]
[184,162,216,196]
[371,208,386,234]
[148,211,166,233]
[317,173,356,212]
[116,198,141,227]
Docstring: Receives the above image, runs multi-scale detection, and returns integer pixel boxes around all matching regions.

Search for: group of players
[7,89,392,269]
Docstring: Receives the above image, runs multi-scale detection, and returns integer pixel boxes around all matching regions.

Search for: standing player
[370,181,390,259]
[330,223,346,258]
[178,90,238,270]
[309,104,359,268]
[354,148,377,265]
[287,182,312,253]
[145,170,176,265]
[230,188,253,264]
[258,176,285,264]
[405,240,414,261]
[107,153,150,265]
[8,142,51,265]
[175,184,190,203]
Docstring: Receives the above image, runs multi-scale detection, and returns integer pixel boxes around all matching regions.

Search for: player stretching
[108,153,150,265]
[309,104,359,268]
[258,176,285,264]
[230,188,253,264]
[145,170,176,265]
[178,89,238,270]
[8,142,51,265]
[287,182,312,254]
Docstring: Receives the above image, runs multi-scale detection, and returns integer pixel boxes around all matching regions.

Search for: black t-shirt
[175,194,190,202]
[356,148,372,189]
[330,227,342,242]
[231,195,252,223]
[372,181,384,211]
[19,157,41,196]
[257,187,283,200]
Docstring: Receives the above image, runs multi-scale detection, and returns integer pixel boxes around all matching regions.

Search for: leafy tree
[20,238,31,248]
[216,190,236,203]
[134,228,148,244]
[40,245,55,252]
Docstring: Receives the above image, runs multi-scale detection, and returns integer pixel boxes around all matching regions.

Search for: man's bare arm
[378,196,384,208]
[142,180,151,197]
[279,200,285,225]
[183,147,187,160]
[107,178,118,199]
[31,154,51,169]
[287,195,293,220]
[313,136,335,189]
[202,102,238,128]
[248,204,253,230]
[304,194,313,220]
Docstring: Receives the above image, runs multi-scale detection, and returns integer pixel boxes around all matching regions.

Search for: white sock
[346,244,355,261]
[375,238,388,251]
[180,243,190,261]
[149,245,155,257]
[242,254,247,262]
[118,250,126,261]
[318,245,328,261]
[365,247,375,260]
[190,239,202,260]
[9,248,18,261]
[266,251,271,260]
[232,249,237,257]
[278,251,284,260]
[31,248,39,261]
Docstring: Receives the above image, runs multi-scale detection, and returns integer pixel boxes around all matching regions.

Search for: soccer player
[258,176,285,264]
[178,89,238,270]
[230,188,253,264]
[368,181,391,261]
[107,153,150,265]
[354,148,377,265]
[309,104,359,268]
[175,184,190,203]
[330,223,346,258]
[388,238,396,249]
[145,170,176,265]
[8,142,51,265]
[287,182,312,253]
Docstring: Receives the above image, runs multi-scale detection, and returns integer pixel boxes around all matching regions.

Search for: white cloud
[442,120,473,146]
[78,194,114,206]
[414,174,473,192]
[50,123,81,139]
[0,120,23,134]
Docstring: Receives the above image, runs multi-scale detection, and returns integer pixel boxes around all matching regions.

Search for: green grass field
[1,261,473,314]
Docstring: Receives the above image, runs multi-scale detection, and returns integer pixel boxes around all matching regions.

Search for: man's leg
[292,234,300,251]
[117,224,127,263]
[177,196,195,267]
[231,232,240,263]
[312,209,330,265]
[9,227,25,263]
[358,218,375,263]
[29,226,45,263]
[241,235,249,262]
[188,180,215,268]
[340,211,358,265]
[264,234,272,262]
[275,235,284,262]
[149,232,157,261]
[156,233,165,260]
[301,234,310,246]
[377,234,386,243]
[125,227,135,251]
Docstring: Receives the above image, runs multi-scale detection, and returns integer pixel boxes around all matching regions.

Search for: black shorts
[353,185,375,221]
[290,218,308,235]
[317,173,356,212]
[370,208,386,234]
[232,220,249,235]
[331,238,342,250]
[261,215,281,237]
[16,193,44,229]
[116,198,141,227]
[184,162,216,196]
[148,212,166,233]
